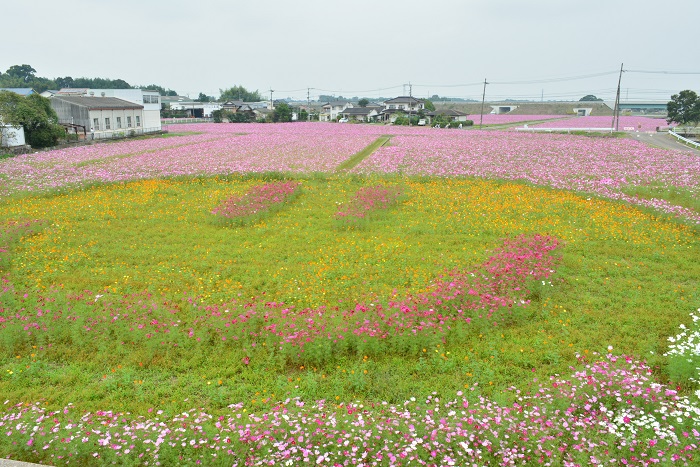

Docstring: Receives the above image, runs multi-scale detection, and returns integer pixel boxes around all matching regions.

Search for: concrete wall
[51,99,92,127]
[1,125,26,147]
[88,109,144,132]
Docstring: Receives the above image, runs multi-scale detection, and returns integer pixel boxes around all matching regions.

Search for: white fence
[516,127,614,133]
[161,118,213,124]
[88,127,162,141]
[669,129,700,149]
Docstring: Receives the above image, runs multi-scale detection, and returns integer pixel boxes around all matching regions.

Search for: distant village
[1,85,667,150]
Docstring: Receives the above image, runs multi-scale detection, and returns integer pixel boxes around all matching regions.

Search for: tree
[667,90,700,126]
[55,76,74,89]
[579,95,603,102]
[272,102,292,122]
[138,84,178,96]
[0,91,64,148]
[196,92,211,103]
[219,86,262,102]
[358,98,369,108]
[5,64,37,82]
[422,99,436,111]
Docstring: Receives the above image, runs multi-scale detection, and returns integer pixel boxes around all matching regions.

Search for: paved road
[0,460,51,467]
[631,132,700,155]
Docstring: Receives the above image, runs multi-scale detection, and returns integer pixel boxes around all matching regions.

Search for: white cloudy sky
[3,0,699,101]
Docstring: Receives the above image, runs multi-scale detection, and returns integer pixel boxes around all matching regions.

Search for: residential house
[379,96,425,122]
[425,109,470,123]
[320,101,353,122]
[339,107,379,122]
[50,95,145,137]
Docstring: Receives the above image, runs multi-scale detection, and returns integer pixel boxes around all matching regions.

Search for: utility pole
[269,89,274,110]
[479,78,488,129]
[611,63,623,132]
[307,88,310,121]
[541,89,544,103]
[408,82,412,127]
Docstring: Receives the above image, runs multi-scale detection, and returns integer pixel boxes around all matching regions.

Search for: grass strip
[335,135,392,172]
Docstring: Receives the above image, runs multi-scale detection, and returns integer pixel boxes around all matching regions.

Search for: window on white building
[105,118,111,130]
[93,118,99,131]
[136,116,141,127]
[116,117,122,129]
[127,116,132,127]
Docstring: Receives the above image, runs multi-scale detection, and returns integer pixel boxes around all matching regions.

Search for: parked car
[338,118,348,123]
[417,119,427,126]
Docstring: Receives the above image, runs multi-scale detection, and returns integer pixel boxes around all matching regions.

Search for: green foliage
[211,109,225,123]
[0,91,64,148]
[196,92,211,102]
[667,90,700,126]
[430,113,450,127]
[358,98,369,108]
[392,114,420,126]
[579,95,603,102]
[219,86,262,102]
[0,64,176,96]
[272,102,292,122]
[138,84,179,96]
[422,99,436,111]
[0,175,698,413]
[4,64,36,82]
[226,112,253,123]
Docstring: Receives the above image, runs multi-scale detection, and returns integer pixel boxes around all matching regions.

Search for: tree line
[0,64,178,96]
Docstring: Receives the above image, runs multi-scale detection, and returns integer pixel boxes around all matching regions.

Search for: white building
[320,101,353,122]
[1,124,26,147]
[50,96,146,138]
[169,101,222,118]
[85,89,162,131]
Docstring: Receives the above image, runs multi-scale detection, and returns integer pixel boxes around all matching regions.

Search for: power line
[626,69,700,75]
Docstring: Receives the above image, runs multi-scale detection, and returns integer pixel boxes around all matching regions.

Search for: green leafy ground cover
[1,175,697,419]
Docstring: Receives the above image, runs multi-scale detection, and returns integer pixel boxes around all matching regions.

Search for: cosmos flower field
[1,123,699,465]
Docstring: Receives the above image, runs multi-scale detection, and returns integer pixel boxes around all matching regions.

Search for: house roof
[341,107,375,116]
[0,88,35,96]
[322,101,351,108]
[426,109,469,117]
[51,96,144,110]
[384,96,422,104]
[56,88,89,95]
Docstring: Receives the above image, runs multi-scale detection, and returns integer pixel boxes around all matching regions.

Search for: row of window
[92,115,140,131]
[143,95,160,104]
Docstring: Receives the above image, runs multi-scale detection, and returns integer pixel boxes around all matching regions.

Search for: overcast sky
[4,0,699,102]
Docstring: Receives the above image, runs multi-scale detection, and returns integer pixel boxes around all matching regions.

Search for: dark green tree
[55,76,74,88]
[358,98,369,107]
[579,95,603,102]
[219,86,262,102]
[0,91,64,148]
[667,90,700,126]
[138,84,178,96]
[272,102,292,122]
[196,93,211,103]
[422,99,436,111]
[5,64,36,82]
